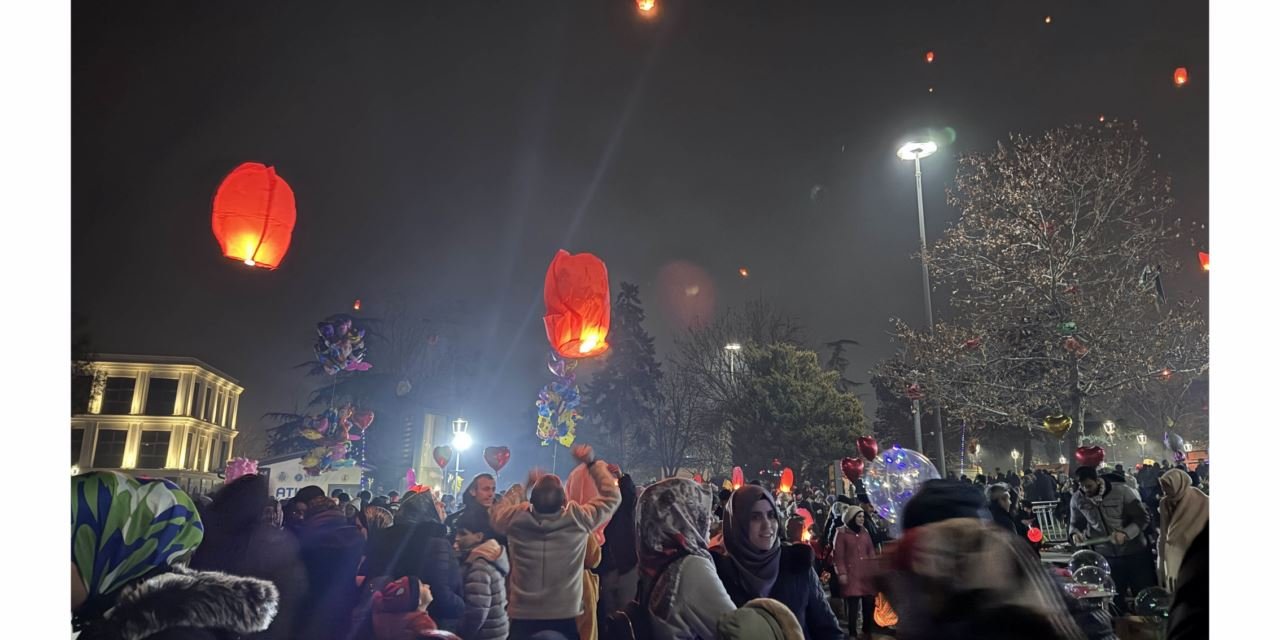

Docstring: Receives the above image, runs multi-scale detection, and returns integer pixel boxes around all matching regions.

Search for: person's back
[294,496,366,640]
[363,490,466,628]
[491,445,620,640]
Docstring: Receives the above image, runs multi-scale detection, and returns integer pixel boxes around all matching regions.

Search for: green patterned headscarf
[71,471,204,604]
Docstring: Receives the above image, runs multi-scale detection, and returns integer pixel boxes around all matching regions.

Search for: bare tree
[875,122,1208,455]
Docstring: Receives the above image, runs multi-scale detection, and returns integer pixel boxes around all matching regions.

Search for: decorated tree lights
[211,163,296,269]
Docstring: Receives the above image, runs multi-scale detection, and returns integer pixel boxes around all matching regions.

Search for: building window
[202,387,214,422]
[100,377,136,415]
[194,437,208,471]
[72,375,93,414]
[93,429,128,468]
[211,389,221,425]
[136,431,171,468]
[219,440,230,468]
[188,382,203,417]
[72,428,85,465]
[144,378,180,416]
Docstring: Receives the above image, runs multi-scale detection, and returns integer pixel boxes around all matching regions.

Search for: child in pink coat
[832,509,878,639]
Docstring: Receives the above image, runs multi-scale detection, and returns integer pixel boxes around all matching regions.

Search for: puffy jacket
[831,526,876,597]
[1069,481,1150,557]
[457,539,510,640]
[645,554,737,640]
[363,520,466,626]
[712,545,843,640]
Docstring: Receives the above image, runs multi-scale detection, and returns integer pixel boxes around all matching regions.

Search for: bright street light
[1136,433,1148,445]
[896,141,938,161]
[725,343,742,375]
[1011,449,1021,463]
[898,137,944,476]
[1059,455,1067,465]
[453,430,473,451]
[1103,420,1116,435]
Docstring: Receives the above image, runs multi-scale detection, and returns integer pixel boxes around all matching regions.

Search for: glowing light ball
[1069,550,1111,575]
[863,446,940,538]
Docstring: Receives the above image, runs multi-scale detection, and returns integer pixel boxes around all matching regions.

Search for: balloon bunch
[314,315,372,375]
[535,352,580,447]
[299,404,375,475]
[224,457,259,484]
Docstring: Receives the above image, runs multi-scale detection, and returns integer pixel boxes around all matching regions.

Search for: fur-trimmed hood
[81,565,279,640]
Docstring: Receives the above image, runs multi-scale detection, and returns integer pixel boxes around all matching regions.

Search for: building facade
[72,355,243,496]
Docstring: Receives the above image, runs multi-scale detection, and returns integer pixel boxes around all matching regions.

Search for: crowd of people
[70,444,1208,640]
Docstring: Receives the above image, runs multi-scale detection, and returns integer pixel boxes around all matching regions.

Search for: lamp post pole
[898,140,945,477]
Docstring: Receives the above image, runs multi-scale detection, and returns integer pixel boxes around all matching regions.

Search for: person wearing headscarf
[491,444,620,640]
[72,471,280,640]
[879,480,1085,640]
[362,488,466,631]
[716,598,805,640]
[832,509,878,639]
[711,485,842,640]
[189,474,308,640]
[294,494,367,640]
[633,478,736,640]
[1157,468,1209,591]
[364,505,395,532]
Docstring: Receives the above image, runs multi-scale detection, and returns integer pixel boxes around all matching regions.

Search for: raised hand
[571,444,595,465]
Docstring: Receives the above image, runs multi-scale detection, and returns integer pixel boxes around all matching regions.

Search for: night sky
[73,0,1208,471]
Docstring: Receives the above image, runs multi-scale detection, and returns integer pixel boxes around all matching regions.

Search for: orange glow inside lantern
[1198,251,1209,271]
[353,299,362,311]
[1173,67,1188,87]
[925,50,935,63]
[637,0,657,17]
[543,250,611,359]
[211,163,297,270]
[779,468,794,493]
[738,267,750,278]
[874,593,899,627]
[732,466,744,489]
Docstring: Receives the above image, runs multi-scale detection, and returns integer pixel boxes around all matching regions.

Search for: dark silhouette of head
[530,475,566,514]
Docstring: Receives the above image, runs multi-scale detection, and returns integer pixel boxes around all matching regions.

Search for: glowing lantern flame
[543,250,611,359]
[353,299,362,311]
[1045,16,1052,24]
[637,0,656,14]
[211,163,297,270]
[1173,67,1188,87]
[1198,251,1209,271]
[925,50,935,63]
[739,267,750,278]
[732,466,744,489]
[779,468,794,493]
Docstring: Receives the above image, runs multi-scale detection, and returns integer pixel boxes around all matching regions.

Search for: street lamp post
[1011,449,1021,468]
[1103,420,1116,446]
[452,417,472,494]
[1137,433,1148,460]
[725,343,742,375]
[898,140,945,476]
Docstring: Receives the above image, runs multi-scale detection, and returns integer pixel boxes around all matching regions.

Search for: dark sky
[73,0,1208,471]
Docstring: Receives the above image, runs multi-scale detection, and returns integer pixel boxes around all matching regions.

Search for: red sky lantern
[543,250,611,359]
[1198,251,1209,271]
[637,0,656,13]
[732,466,744,489]
[211,163,296,269]
[925,50,935,63]
[779,467,795,493]
[1173,67,1188,87]
[353,299,362,311]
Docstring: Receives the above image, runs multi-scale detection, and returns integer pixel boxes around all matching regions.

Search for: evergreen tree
[583,282,663,469]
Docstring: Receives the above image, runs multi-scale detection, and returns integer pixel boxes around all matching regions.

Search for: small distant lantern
[353,299,362,311]
[211,163,297,269]
[1198,251,1209,271]
[925,50,935,63]
[1173,67,1188,87]
[1044,16,1052,24]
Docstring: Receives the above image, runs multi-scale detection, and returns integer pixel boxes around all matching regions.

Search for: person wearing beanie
[715,598,805,640]
[880,480,1085,640]
[1069,465,1155,614]
[711,485,842,640]
[831,509,880,639]
[491,444,620,640]
[363,489,466,631]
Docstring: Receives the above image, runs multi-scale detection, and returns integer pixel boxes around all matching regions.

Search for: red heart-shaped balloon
[352,410,375,430]
[856,436,879,461]
[433,445,453,469]
[1074,446,1106,467]
[841,457,865,484]
[483,446,511,472]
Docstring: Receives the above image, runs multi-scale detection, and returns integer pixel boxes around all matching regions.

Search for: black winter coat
[189,524,308,640]
[294,513,365,640]
[599,474,638,574]
[362,520,466,624]
[1168,526,1208,640]
[712,544,844,640]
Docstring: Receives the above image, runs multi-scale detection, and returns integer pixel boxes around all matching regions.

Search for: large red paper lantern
[779,468,794,493]
[543,250,611,359]
[211,163,296,269]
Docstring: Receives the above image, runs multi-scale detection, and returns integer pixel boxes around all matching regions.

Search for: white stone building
[71,354,243,496]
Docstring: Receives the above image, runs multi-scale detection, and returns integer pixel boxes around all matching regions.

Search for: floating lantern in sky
[1198,251,1209,271]
[738,267,750,278]
[637,0,656,16]
[928,87,935,93]
[1173,67,1188,87]
[925,50,935,63]
[353,299,362,311]
[211,163,296,269]
[1099,114,1106,122]
[1044,16,1052,24]
[543,250,611,359]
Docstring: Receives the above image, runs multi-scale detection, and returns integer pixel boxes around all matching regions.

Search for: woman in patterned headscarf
[72,471,279,639]
[636,478,736,640]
